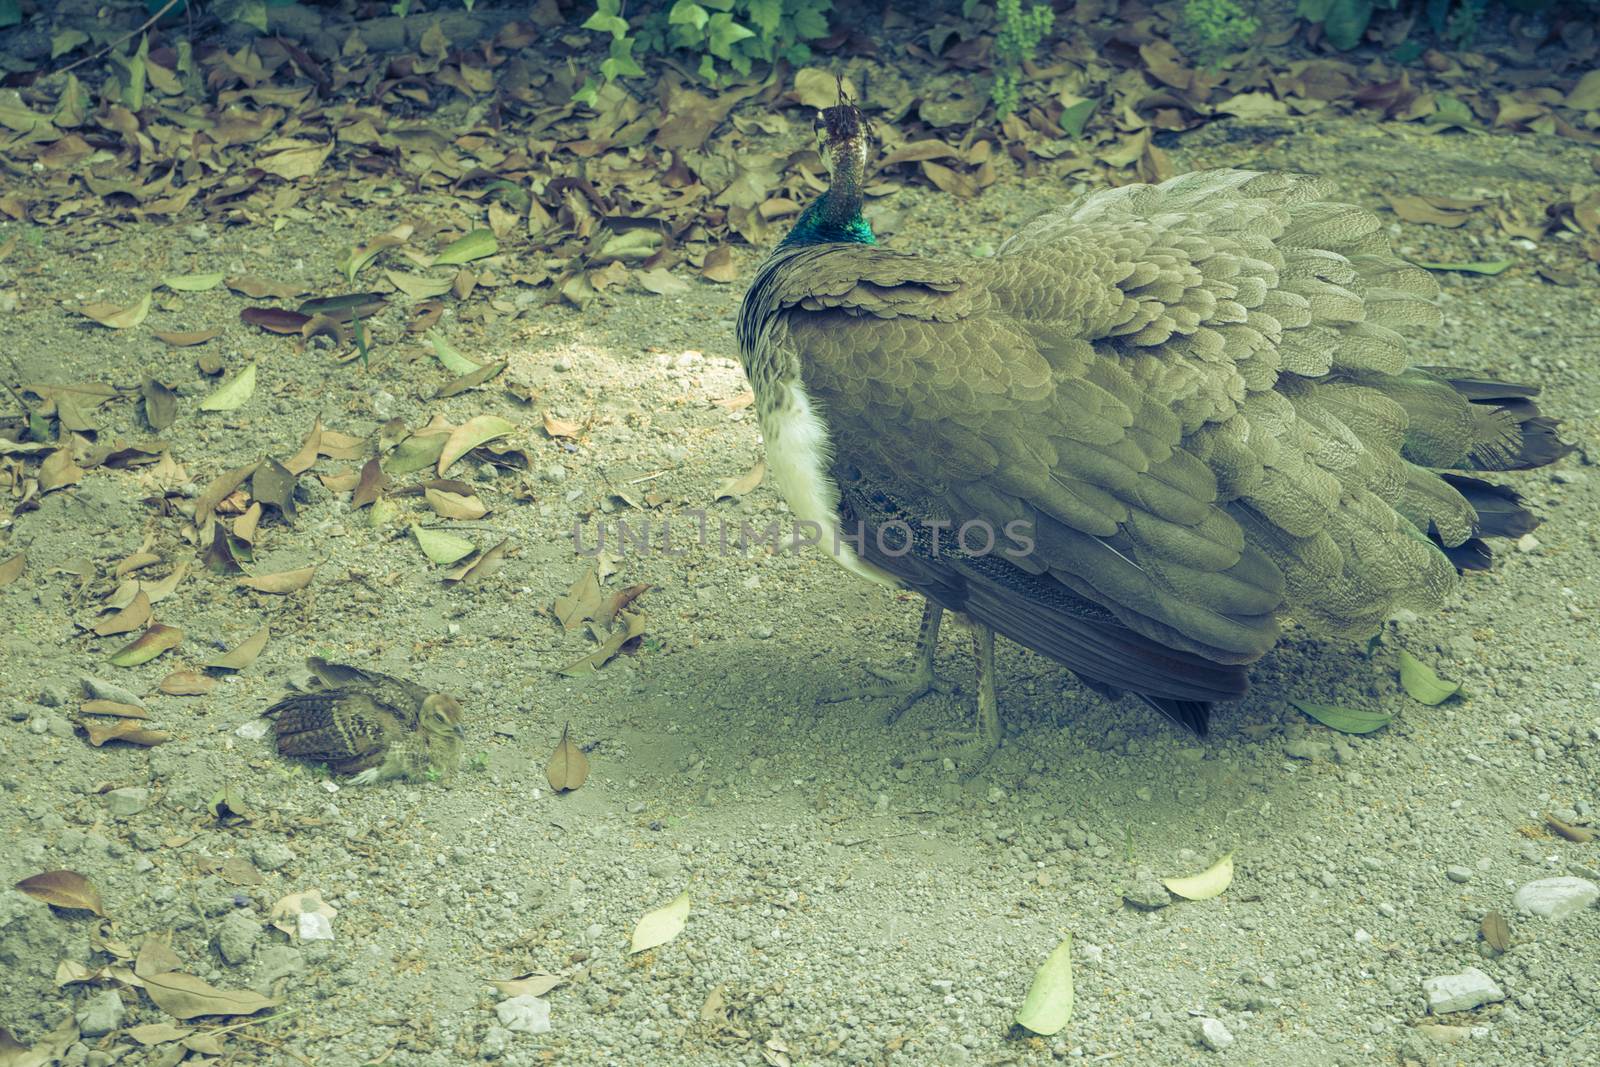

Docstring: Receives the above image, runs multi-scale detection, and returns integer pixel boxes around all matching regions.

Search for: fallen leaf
[80,292,151,329]
[1161,853,1234,901]
[82,720,171,747]
[638,267,689,295]
[412,524,476,566]
[1481,911,1511,951]
[205,625,269,671]
[79,699,148,718]
[444,538,509,585]
[715,460,765,500]
[351,458,388,508]
[427,329,480,374]
[1566,69,1600,109]
[14,870,105,915]
[251,459,298,523]
[143,969,279,1020]
[39,450,83,493]
[92,590,152,637]
[240,307,310,334]
[0,553,25,587]
[237,566,316,594]
[543,411,581,438]
[159,670,216,695]
[553,568,603,632]
[701,245,738,283]
[488,973,564,998]
[545,721,590,793]
[199,363,257,412]
[1398,650,1461,705]
[196,463,258,527]
[124,1023,193,1046]
[425,487,489,520]
[1014,936,1073,1036]
[557,608,646,676]
[340,227,411,282]
[110,623,184,667]
[284,419,323,476]
[161,272,223,292]
[1289,701,1393,734]
[1415,260,1512,275]
[386,270,455,300]
[1384,194,1486,227]
[436,359,506,399]
[140,377,177,431]
[438,414,516,475]
[152,328,222,347]
[630,890,690,954]
[434,228,498,266]
[1546,813,1596,843]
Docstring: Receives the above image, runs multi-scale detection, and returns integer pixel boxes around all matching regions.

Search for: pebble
[1515,533,1540,553]
[1284,739,1331,761]
[1195,1017,1234,1051]
[1121,879,1172,911]
[1422,967,1505,1014]
[1445,866,1473,884]
[495,994,552,1034]
[542,464,567,483]
[79,676,144,708]
[235,720,269,740]
[216,911,261,965]
[75,989,124,1037]
[36,684,69,707]
[252,839,295,871]
[1512,876,1599,920]
[103,787,150,817]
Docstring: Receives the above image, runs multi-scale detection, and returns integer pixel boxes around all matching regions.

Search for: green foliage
[987,0,1054,119]
[1180,0,1260,61]
[1295,0,1595,51]
[576,0,834,103]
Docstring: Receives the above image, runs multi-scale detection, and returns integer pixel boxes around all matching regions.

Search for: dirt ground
[2,112,1598,1067]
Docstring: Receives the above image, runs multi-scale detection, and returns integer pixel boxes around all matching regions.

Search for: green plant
[1180,0,1260,62]
[577,0,833,103]
[985,0,1054,118]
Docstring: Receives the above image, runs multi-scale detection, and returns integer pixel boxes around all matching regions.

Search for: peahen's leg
[903,620,1002,778]
[818,601,950,723]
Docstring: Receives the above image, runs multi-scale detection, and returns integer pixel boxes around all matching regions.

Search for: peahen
[736,101,1570,769]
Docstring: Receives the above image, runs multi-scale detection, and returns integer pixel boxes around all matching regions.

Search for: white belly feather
[759,382,900,588]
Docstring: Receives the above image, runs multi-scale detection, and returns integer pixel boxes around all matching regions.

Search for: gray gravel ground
[1,115,1598,1066]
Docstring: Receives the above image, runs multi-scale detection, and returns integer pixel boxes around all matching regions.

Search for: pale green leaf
[1398,650,1461,705]
[162,272,225,292]
[630,891,690,954]
[1162,853,1234,901]
[1015,936,1073,1036]
[1060,99,1096,139]
[433,229,498,266]
[426,330,481,375]
[199,363,257,412]
[1290,701,1393,734]
[411,524,476,566]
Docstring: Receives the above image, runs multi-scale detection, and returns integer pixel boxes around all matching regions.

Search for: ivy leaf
[1320,0,1373,50]
[791,0,831,38]
[747,0,781,35]
[706,13,754,58]
[582,11,630,37]
[668,0,708,30]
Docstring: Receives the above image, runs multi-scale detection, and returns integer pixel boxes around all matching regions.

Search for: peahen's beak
[454,723,467,740]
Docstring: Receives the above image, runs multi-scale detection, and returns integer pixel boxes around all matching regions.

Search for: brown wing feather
[270,690,400,771]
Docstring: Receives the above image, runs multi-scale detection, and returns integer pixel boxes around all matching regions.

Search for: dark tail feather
[1418,368,1576,471]
[1139,695,1209,736]
[1440,473,1541,538]
[1431,529,1493,572]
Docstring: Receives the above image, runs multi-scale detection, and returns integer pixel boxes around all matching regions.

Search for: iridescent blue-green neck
[779,187,877,248]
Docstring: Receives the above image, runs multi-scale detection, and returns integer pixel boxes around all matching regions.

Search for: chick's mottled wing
[304,657,430,725]
[270,689,403,775]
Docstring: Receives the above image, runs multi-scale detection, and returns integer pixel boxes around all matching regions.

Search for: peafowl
[736,100,1571,770]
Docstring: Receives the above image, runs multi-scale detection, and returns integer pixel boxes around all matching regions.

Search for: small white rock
[1196,1017,1234,1051]
[1515,533,1540,553]
[1513,876,1600,921]
[1422,968,1505,1014]
[298,911,334,941]
[496,994,552,1034]
[235,720,269,740]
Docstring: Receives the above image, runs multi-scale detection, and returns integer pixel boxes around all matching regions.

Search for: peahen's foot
[900,621,1002,780]
[817,663,953,725]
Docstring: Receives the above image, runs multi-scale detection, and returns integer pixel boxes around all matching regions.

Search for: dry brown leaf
[558,608,646,676]
[543,411,581,438]
[425,487,489,520]
[351,458,389,508]
[435,359,507,399]
[114,552,162,579]
[152,328,222,347]
[1546,813,1596,843]
[39,449,83,494]
[714,389,754,411]
[237,566,315,594]
[109,623,184,667]
[80,293,151,329]
[124,1023,193,1046]
[0,552,24,588]
[438,415,515,475]
[488,973,564,998]
[92,590,152,637]
[79,699,148,718]
[1481,911,1511,951]
[715,460,765,500]
[204,625,269,671]
[545,722,590,793]
[1384,193,1487,227]
[159,670,216,696]
[553,568,603,632]
[443,538,509,586]
[143,968,279,1020]
[83,720,172,747]
[140,564,188,605]
[141,377,177,431]
[15,869,105,914]
[196,462,259,528]
[284,418,323,475]
[235,502,262,544]
[701,245,738,283]
[226,276,308,301]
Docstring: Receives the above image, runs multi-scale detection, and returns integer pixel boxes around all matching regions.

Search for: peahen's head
[780,94,877,249]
